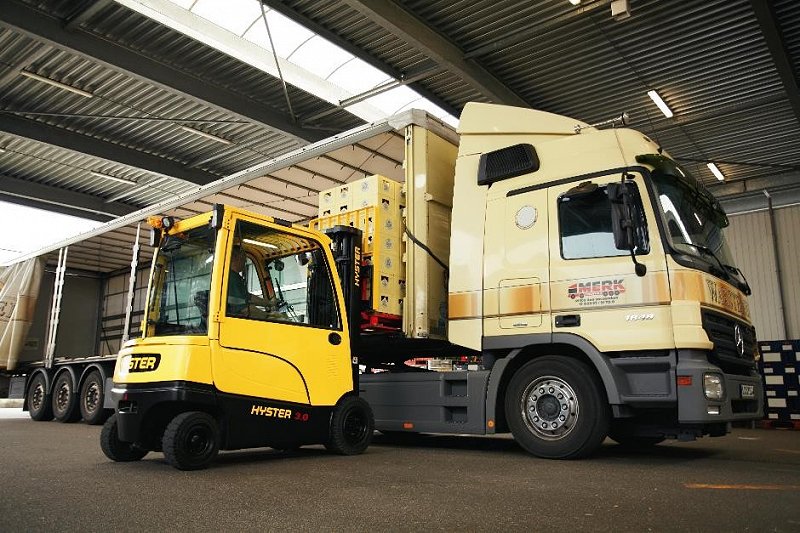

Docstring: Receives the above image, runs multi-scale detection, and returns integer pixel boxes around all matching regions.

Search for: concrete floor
[1,408,798,532]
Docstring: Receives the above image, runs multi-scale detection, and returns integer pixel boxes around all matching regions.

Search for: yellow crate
[353,175,398,210]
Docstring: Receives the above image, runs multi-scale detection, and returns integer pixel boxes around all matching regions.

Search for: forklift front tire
[325,396,374,456]
[162,411,220,470]
[100,414,149,462]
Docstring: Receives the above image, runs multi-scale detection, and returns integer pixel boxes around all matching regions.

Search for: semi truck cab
[437,103,763,453]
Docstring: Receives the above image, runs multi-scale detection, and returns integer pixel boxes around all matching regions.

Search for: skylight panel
[243,9,314,56]
[327,60,392,95]
[166,0,196,9]
[361,85,419,116]
[191,0,261,36]
[395,98,458,127]
[290,36,355,79]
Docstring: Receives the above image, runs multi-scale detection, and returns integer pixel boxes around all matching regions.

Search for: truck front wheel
[505,356,609,459]
[100,414,148,462]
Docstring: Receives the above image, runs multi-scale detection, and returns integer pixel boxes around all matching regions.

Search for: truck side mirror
[608,182,633,250]
[608,181,647,277]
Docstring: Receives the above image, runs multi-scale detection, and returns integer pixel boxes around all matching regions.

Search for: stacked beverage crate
[758,339,800,427]
[312,175,406,320]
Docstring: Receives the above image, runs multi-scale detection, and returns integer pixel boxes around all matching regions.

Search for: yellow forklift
[100,206,372,470]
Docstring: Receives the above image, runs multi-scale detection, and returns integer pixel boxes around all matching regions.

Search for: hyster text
[250,405,292,419]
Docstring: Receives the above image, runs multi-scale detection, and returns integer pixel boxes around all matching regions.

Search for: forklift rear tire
[325,396,374,456]
[27,373,53,421]
[162,411,220,470]
[101,414,149,462]
[52,372,81,423]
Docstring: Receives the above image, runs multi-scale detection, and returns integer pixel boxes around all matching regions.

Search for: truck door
[547,172,672,353]
[483,189,551,340]
[213,216,352,408]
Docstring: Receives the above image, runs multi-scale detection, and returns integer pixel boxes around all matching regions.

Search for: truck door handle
[555,314,581,328]
[328,332,342,345]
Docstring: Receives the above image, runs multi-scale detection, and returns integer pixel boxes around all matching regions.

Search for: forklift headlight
[703,373,724,400]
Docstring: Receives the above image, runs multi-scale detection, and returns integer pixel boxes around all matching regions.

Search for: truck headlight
[703,373,724,400]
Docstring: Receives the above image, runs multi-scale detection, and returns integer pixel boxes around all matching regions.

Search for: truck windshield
[639,154,747,290]
[146,225,215,336]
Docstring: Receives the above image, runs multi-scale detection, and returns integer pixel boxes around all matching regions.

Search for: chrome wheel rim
[520,375,579,441]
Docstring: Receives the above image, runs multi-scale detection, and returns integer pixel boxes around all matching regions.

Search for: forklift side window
[227,221,341,330]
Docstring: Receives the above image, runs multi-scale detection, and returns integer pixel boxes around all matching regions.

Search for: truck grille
[701,310,757,374]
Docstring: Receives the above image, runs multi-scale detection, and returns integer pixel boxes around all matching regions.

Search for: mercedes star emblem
[734,324,744,357]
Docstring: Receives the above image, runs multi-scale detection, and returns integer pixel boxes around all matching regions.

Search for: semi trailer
[1,103,763,467]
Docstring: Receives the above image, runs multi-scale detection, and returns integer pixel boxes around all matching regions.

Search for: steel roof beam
[750,0,800,127]
[2,114,218,186]
[0,174,138,221]
[64,0,113,30]
[0,0,322,143]
[338,0,527,107]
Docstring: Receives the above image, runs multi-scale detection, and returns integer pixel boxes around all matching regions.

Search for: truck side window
[227,221,341,330]
[558,183,648,259]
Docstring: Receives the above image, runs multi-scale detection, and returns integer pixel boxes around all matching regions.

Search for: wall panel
[774,205,800,338]
[726,211,785,340]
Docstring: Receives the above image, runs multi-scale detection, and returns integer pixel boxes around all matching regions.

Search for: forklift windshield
[146,225,215,336]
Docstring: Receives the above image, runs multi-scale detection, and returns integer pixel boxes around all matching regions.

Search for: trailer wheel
[162,411,220,471]
[27,373,53,421]
[52,372,81,423]
[505,356,609,459]
[100,414,148,462]
[325,396,374,456]
[80,370,111,425]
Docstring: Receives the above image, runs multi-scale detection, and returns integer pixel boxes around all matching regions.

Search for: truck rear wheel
[27,373,53,421]
[162,411,220,470]
[325,396,374,455]
[100,414,148,462]
[505,356,609,459]
[80,370,111,425]
[52,372,81,423]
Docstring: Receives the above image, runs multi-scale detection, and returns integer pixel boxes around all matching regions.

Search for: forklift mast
[323,225,363,382]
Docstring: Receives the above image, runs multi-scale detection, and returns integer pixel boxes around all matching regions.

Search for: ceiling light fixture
[19,71,94,98]
[647,90,673,118]
[243,238,278,250]
[568,0,581,5]
[707,163,725,181]
[179,125,232,145]
[91,171,138,186]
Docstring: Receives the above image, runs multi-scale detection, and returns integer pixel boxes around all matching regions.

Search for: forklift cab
[103,206,373,470]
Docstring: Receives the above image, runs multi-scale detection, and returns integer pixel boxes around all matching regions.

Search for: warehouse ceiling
[1,0,800,268]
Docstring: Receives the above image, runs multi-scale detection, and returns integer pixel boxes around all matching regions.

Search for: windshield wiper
[682,243,729,279]
[723,264,752,296]
[684,244,751,294]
